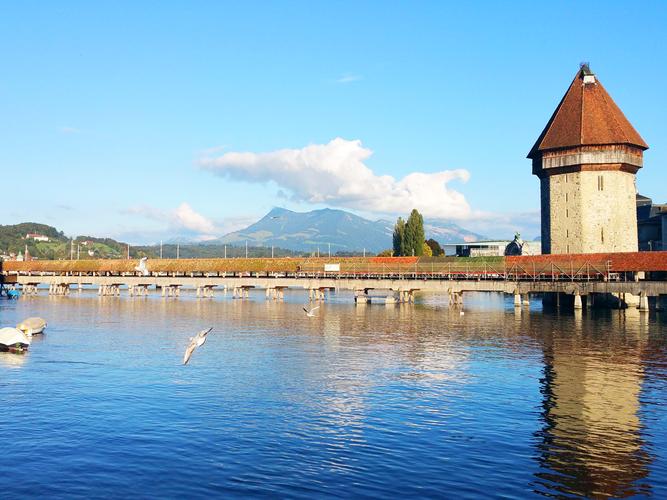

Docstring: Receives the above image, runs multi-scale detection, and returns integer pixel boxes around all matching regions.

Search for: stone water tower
[528,64,648,254]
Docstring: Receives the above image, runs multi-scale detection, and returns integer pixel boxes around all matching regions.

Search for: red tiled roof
[528,66,648,158]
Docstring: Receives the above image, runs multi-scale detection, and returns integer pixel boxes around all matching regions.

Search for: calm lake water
[2,291,667,498]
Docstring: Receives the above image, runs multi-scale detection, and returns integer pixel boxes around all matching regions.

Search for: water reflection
[2,292,666,498]
[0,352,28,367]
[534,311,652,498]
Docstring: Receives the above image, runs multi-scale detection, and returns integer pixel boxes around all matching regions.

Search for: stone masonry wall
[544,170,638,254]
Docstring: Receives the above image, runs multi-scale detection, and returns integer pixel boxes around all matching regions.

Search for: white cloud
[336,74,363,84]
[125,202,220,240]
[199,138,472,219]
[173,202,217,234]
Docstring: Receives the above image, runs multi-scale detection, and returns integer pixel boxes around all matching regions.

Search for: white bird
[0,327,31,353]
[303,305,320,317]
[16,317,47,336]
[134,257,149,276]
[182,327,213,365]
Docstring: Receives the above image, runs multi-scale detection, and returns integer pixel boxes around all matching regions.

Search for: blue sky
[1,1,666,243]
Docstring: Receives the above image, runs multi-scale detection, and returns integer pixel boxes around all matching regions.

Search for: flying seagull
[134,257,149,276]
[182,327,213,365]
[303,305,320,317]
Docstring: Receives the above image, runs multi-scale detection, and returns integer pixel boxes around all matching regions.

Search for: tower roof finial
[579,61,592,75]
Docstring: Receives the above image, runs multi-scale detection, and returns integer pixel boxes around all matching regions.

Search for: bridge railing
[0,256,639,282]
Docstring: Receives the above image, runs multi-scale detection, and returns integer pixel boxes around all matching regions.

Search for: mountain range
[1,208,485,259]
[214,207,484,253]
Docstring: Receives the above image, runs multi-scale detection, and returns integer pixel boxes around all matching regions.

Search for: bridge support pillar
[161,285,180,297]
[639,292,649,312]
[49,283,70,296]
[196,286,213,298]
[99,284,120,296]
[448,290,462,307]
[233,286,251,299]
[514,293,522,307]
[266,287,284,300]
[574,293,583,310]
[522,294,530,306]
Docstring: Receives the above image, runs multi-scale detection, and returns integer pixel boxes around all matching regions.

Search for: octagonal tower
[528,64,648,254]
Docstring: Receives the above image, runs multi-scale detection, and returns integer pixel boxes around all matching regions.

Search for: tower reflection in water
[533,310,652,498]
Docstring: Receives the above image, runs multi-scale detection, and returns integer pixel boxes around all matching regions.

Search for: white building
[25,233,49,242]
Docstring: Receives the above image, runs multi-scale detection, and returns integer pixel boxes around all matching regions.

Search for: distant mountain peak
[266,207,293,217]
[216,207,483,252]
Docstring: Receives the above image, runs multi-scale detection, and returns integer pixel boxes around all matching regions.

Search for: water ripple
[1,293,667,498]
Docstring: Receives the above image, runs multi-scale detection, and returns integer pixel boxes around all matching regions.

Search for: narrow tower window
[597,175,604,191]
[601,227,604,244]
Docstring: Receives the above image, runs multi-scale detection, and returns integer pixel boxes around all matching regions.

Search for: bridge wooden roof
[528,65,648,159]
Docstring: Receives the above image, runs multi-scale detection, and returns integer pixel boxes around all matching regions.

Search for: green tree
[404,209,425,256]
[426,238,444,256]
[393,217,406,256]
